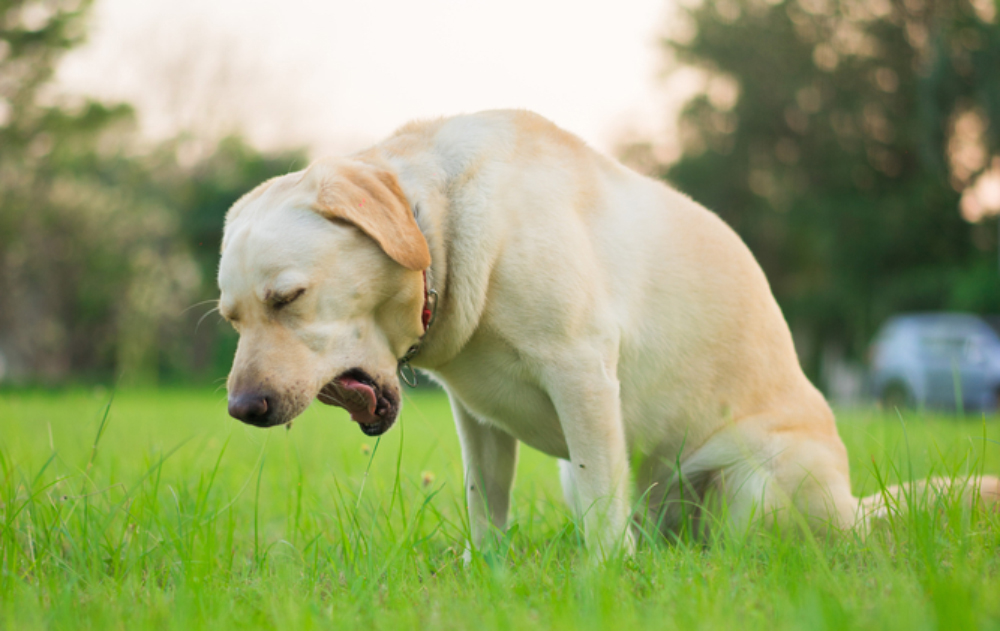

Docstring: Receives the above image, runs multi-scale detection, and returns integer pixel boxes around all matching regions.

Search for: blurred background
[1,0,998,407]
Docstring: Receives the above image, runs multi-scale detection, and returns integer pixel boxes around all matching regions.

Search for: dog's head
[217,157,431,435]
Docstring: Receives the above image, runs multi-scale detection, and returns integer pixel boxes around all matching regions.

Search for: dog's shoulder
[379,110,599,172]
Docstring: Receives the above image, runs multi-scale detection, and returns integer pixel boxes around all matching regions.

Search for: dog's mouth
[317,368,399,436]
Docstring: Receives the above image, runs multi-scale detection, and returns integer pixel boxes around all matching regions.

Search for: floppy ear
[308,158,431,271]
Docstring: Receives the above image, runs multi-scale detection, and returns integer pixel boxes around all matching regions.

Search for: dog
[218,110,998,556]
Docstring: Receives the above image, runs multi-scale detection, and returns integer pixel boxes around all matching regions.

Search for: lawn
[1,387,999,630]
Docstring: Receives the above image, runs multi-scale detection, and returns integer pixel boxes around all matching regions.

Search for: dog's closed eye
[271,288,306,310]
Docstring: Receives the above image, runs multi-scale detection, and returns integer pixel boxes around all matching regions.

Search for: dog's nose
[228,391,272,426]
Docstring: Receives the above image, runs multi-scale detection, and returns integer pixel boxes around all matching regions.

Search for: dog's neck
[364,145,492,372]
[406,198,450,370]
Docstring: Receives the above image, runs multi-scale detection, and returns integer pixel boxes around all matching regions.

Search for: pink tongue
[335,377,378,424]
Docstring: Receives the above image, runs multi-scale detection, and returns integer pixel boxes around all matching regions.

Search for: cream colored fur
[218,110,998,558]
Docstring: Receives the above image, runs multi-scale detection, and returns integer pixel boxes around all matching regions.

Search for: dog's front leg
[450,395,518,559]
[546,360,634,559]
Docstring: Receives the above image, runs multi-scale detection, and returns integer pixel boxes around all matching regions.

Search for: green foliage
[1,388,999,629]
[0,1,306,385]
[662,0,1000,375]
[0,0,93,137]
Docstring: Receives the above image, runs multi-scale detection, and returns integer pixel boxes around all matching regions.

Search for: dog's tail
[858,475,1000,521]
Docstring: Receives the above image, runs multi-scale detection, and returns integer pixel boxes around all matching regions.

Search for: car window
[921,333,991,363]
[920,334,967,360]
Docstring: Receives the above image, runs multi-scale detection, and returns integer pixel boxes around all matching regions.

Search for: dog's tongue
[328,377,378,425]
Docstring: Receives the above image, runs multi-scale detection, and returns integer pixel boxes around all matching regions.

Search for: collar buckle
[398,354,419,387]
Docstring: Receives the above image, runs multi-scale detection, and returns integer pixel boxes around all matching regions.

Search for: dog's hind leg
[703,417,858,538]
[640,414,858,541]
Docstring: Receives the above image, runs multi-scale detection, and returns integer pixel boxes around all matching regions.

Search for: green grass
[1,387,999,630]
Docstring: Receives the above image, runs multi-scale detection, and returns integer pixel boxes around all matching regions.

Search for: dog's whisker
[195,307,221,334]
[180,298,219,317]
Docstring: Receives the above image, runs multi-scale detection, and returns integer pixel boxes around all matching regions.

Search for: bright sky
[56,0,693,159]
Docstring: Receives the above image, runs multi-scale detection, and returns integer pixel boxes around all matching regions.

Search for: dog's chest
[432,334,570,459]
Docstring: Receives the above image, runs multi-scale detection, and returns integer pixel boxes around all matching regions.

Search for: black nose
[228,392,273,426]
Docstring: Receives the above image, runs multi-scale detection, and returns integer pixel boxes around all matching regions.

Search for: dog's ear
[306,158,431,271]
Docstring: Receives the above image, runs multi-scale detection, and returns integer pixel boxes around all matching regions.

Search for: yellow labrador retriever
[218,110,997,556]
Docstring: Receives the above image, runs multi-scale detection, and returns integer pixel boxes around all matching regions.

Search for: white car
[870,313,1000,412]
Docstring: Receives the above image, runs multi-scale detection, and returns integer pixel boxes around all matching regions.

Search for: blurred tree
[0,0,173,382]
[0,0,305,385]
[655,0,1000,379]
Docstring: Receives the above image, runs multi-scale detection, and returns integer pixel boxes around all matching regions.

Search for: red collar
[420,270,433,331]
